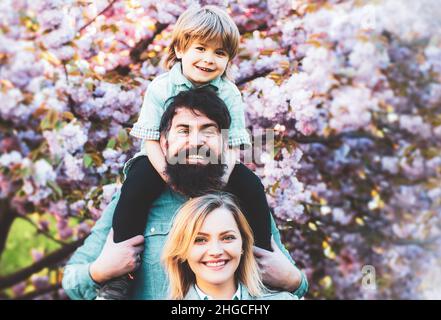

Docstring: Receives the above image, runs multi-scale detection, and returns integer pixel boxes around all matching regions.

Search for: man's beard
[165,162,227,198]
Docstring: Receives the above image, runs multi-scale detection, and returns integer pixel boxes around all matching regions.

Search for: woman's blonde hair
[161,192,265,300]
[164,5,240,75]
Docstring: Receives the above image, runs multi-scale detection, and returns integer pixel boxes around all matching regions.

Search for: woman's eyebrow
[197,230,237,236]
[220,230,237,235]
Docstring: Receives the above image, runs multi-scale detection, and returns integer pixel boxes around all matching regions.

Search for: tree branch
[15,284,62,300]
[289,130,382,145]
[0,237,85,290]
[109,22,169,76]
[18,216,69,246]
[388,234,441,248]
[236,68,273,87]
[129,22,169,63]
[0,199,18,260]
[78,0,119,34]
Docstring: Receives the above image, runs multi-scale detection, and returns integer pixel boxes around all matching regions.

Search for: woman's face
[187,207,243,288]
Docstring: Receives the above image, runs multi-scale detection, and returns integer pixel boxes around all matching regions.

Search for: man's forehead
[172,108,218,127]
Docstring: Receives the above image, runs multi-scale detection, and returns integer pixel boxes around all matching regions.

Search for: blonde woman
[162,192,297,300]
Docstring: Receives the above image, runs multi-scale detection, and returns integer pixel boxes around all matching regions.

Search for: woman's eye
[195,237,207,243]
[223,235,236,241]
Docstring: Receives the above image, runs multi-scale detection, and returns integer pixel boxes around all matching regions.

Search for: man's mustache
[174,146,213,158]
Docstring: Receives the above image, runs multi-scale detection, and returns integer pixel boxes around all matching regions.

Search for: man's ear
[159,135,167,155]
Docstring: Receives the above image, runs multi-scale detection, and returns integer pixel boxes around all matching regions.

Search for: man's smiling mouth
[188,155,206,160]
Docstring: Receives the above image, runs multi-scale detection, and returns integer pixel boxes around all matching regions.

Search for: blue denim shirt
[62,189,308,300]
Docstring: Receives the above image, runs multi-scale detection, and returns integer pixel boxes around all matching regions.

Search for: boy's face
[176,39,230,86]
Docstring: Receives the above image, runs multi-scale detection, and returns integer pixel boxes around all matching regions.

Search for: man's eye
[178,129,188,134]
[203,129,217,135]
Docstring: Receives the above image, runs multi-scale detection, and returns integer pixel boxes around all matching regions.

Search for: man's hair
[161,192,265,300]
[159,86,231,138]
[163,5,240,75]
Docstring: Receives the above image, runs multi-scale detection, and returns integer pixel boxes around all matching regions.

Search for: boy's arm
[130,79,164,142]
[223,88,251,148]
[145,140,168,183]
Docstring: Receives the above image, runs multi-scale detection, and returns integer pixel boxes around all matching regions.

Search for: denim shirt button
[150,227,155,233]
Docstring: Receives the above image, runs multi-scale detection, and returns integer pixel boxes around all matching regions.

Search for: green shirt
[62,189,308,300]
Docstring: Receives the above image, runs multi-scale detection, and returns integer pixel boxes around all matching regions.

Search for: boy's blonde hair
[164,5,240,74]
[161,192,265,300]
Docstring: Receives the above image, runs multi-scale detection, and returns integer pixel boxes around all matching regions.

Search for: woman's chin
[197,273,235,287]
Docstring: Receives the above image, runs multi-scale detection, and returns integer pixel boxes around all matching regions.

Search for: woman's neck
[196,279,237,300]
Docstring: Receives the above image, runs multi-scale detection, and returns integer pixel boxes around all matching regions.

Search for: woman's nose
[207,240,223,255]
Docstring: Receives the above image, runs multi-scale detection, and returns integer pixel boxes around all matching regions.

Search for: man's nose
[188,131,206,147]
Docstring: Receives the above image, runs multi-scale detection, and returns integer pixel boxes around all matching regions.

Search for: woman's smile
[202,259,230,270]
[187,208,242,287]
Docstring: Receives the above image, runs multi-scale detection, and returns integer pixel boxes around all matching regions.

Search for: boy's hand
[222,147,238,184]
[159,169,170,184]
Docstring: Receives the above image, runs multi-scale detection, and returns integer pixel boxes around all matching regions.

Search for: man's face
[160,107,227,197]
[161,107,225,165]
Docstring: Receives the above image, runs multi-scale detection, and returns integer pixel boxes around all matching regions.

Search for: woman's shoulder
[256,290,299,300]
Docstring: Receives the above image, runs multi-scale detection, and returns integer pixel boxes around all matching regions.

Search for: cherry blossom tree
[0,0,440,299]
